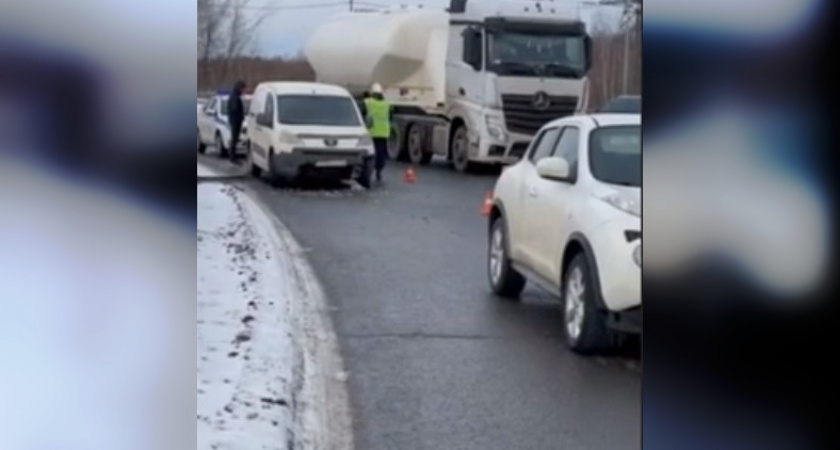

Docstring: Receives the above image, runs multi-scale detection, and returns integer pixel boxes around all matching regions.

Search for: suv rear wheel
[488,217,526,298]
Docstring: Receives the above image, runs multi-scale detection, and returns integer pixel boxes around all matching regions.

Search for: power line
[232,1,386,11]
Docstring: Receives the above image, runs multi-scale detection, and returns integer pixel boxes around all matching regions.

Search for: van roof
[256,81,351,97]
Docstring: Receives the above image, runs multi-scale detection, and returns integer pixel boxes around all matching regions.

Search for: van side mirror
[461,28,483,71]
[536,157,571,181]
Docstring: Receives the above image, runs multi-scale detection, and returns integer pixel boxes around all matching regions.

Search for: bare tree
[198,0,231,62]
[203,0,277,87]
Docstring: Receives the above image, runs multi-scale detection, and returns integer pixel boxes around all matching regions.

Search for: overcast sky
[252,0,624,56]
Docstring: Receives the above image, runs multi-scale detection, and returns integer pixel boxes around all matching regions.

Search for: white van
[246,82,375,188]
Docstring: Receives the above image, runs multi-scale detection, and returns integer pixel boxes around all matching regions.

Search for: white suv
[487,113,641,354]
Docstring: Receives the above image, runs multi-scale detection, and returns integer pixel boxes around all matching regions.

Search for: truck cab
[439,0,592,171]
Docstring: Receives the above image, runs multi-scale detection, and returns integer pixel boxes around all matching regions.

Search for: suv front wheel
[488,217,526,298]
[562,253,614,354]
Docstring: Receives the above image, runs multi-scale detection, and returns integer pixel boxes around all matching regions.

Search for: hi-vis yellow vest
[364,98,391,138]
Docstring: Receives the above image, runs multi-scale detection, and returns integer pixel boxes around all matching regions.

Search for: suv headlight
[485,116,506,141]
[601,193,640,217]
[278,130,301,145]
[632,244,641,267]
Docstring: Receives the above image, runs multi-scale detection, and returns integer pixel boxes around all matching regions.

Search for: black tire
[562,253,615,354]
[197,129,206,154]
[388,126,408,161]
[215,132,229,158]
[266,150,287,187]
[355,158,373,189]
[248,145,262,178]
[407,124,432,165]
[487,217,526,298]
[450,125,474,173]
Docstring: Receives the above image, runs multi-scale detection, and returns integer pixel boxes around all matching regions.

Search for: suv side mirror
[461,27,482,71]
[536,157,571,181]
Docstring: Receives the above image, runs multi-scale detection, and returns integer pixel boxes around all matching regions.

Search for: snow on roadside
[198,183,295,449]
[198,163,222,178]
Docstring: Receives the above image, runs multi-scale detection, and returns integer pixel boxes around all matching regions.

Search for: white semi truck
[305,0,592,172]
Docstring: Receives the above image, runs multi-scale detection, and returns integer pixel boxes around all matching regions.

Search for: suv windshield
[589,125,640,187]
[488,32,587,77]
[276,94,361,127]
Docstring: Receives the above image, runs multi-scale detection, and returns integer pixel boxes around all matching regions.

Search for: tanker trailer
[306,0,592,172]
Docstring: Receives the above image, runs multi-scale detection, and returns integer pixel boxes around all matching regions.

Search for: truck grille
[501,94,579,135]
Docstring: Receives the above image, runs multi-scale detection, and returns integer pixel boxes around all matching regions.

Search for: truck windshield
[276,95,361,127]
[488,32,587,77]
[588,125,641,187]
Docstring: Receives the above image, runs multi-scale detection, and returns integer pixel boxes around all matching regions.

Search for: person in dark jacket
[227,80,247,161]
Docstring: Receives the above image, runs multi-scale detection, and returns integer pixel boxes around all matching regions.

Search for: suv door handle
[528,186,537,198]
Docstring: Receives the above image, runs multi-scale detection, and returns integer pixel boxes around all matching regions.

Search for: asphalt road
[199,153,641,450]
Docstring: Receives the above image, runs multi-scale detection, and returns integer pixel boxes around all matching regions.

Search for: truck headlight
[632,244,641,267]
[485,116,507,141]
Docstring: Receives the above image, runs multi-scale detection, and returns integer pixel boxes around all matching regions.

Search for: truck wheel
[215,132,229,158]
[197,129,206,154]
[562,253,615,354]
[407,124,432,165]
[488,217,526,298]
[450,125,473,173]
[388,127,407,161]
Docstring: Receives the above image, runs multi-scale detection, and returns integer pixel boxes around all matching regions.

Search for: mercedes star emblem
[532,91,551,111]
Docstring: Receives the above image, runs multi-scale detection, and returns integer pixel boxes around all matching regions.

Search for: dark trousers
[373,137,388,177]
[229,121,242,159]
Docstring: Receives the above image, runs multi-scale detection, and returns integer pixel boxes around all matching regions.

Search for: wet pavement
[199,153,641,450]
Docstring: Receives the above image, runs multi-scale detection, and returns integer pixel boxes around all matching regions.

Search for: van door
[249,89,274,169]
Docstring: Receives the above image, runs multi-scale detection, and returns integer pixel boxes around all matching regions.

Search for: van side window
[258,94,274,127]
[264,95,274,123]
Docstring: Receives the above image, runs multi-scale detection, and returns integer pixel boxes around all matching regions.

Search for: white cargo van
[246,82,375,188]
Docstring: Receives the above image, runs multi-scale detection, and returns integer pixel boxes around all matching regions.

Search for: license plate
[316,160,347,168]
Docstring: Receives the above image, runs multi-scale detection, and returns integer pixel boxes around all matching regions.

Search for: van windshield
[276,94,361,127]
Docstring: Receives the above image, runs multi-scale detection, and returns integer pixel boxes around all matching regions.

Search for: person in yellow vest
[361,83,392,182]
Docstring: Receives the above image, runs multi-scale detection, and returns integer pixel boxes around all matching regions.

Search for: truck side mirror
[461,28,483,71]
[584,35,593,72]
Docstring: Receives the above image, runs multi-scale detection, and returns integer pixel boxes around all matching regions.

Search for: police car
[197,90,252,157]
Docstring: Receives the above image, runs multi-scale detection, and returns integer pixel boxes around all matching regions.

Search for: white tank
[305,9,449,108]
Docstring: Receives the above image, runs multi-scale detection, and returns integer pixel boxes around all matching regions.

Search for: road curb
[237,186,356,450]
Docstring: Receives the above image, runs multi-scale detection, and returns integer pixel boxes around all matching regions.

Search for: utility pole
[350,0,354,11]
[621,18,630,94]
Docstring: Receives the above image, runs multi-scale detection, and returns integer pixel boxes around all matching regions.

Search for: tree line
[197,1,641,110]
